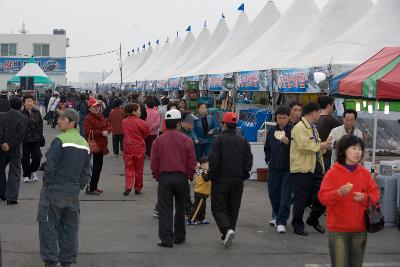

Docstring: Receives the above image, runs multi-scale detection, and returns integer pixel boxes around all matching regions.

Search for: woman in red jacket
[318,135,379,267]
[84,97,112,195]
[122,103,150,196]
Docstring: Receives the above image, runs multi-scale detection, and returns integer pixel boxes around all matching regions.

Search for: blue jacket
[264,124,292,171]
[192,115,215,144]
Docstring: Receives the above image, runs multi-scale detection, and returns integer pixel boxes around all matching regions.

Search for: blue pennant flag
[132,49,134,53]
[128,51,130,56]
[142,44,145,49]
[204,20,207,27]
[222,12,226,19]
[148,41,151,46]
[238,3,244,11]
[176,30,179,36]
[156,39,160,44]
[137,47,140,52]
[186,25,191,32]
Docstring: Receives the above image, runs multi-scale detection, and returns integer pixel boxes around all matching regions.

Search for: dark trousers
[0,148,22,201]
[145,135,157,158]
[329,231,367,267]
[190,193,207,222]
[47,111,54,126]
[112,134,124,155]
[39,203,79,264]
[157,172,187,245]
[211,178,244,236]
[22,142,42,178]
[89,153,104,191]
[195,143,212,162]
[185,181,193,216]
[268,169,293,226]
[291,172,325,231]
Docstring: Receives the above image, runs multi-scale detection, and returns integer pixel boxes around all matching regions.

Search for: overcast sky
[2,0,336,82]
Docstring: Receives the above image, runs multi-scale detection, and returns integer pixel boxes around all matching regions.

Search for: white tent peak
[276,0,373,68]
[302,0,400,68]
[16,59,48,78]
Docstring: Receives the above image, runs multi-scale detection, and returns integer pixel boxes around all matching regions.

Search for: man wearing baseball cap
[38,108,91,267]
[208,112,253,248]
[151,109,196,248]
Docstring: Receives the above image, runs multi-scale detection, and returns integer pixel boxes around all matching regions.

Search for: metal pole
[119,43,123,91]
[371,100,379,173]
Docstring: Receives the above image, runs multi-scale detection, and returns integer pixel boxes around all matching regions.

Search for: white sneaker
[277,225,286,233]
[269,219,276,227]
[23,177,31,183]
[223,229,235,248]
[31,172,38,182]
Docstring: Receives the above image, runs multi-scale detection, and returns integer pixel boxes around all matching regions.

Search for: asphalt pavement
[1,125,399,267]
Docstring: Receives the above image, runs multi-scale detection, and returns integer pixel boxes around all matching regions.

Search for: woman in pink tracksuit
[145,97,160,158]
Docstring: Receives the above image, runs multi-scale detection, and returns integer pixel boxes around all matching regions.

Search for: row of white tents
[101,0,400,87]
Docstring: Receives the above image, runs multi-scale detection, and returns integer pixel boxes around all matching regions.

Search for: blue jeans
[329,231,367,267]
[195,143,212,162]
[267,169,293,226]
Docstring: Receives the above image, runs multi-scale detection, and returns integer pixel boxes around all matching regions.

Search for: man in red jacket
[109,99,124,157]
[151,109,196,248]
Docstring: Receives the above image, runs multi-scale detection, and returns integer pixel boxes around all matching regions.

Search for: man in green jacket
[38,108,91,267]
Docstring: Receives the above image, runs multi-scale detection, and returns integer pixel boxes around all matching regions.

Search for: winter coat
[318,162,379,233]
[192,114,215,144]
[145,107,160,136]
[0,109,27,150]
[109,107,124,135]
[83,112,112,155]
[21,108,43,144]
[264,124,292,170]
[122,115,149,155]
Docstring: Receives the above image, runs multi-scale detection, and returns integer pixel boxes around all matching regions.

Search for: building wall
[0,33,67,88]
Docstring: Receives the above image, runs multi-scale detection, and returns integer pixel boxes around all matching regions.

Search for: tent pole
[119,43,123,91]
[371,101,378,174]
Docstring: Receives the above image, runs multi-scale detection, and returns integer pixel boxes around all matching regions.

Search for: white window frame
[0,43,17,56]
[33,43,50,57]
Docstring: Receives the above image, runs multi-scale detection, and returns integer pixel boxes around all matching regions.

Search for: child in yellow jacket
[188,157,211,225]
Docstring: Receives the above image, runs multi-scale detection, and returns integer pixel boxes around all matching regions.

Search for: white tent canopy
[126,40,171,83]
[274,0,373,68]
[192,0,281,76]
[208,0,319,74]
[123,45,154,80]
[179,18,230,77]
[16,60,48,78]
[189,10,250,76]
[156,31,196,80]
[299,0,400,68]
[160,25,211,80]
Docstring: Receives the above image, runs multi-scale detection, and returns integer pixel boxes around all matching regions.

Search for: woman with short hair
[318,135,379,267]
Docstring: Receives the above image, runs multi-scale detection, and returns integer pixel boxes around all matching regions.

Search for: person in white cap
[150,109,196,248]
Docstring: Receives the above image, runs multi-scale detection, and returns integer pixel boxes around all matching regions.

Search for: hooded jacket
[318,162,379,232]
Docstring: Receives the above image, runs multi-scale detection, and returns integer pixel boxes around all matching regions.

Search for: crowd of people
[0,90,380,267]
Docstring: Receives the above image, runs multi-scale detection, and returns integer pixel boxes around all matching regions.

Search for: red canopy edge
[377,62,400,100]
[338,47,400,97]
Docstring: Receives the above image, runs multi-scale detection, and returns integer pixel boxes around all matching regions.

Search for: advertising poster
[207,74,224,91]
[273,68,324,93]
[135,81,145,92]
[169,77,181,91]
[0,57,66,74]
[237,70,271,91]
[145,81,156,92]
[156,80,169,92]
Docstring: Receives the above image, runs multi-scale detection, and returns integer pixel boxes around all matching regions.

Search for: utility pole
[119,43,123,91]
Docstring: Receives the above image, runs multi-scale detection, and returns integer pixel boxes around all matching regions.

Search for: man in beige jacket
[290,102,332,236]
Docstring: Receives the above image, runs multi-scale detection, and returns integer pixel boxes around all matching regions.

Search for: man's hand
[208,129,214,135]
[102,131,109,137]
[194,139,199,144]
[320,141,332,150]
[1,143,10,152]
[281,136,289,145]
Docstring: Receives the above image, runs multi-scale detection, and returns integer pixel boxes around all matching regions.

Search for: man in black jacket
[264,106,293,233]
[0,97,27,205]
[21,95,43,183]
[208,112,253,248]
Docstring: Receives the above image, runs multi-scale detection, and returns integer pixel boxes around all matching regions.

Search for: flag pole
[119,43,123,91]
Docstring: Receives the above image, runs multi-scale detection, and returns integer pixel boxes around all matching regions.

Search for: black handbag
[364,195,384,233]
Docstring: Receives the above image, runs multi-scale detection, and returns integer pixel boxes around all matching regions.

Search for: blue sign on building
[0,57,66,74]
